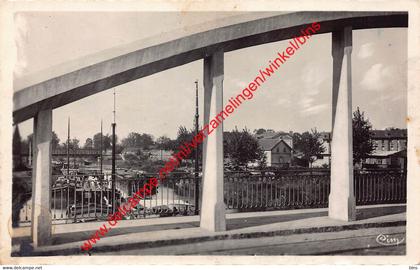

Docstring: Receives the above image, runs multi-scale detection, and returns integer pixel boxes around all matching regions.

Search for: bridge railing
[224,169,406,211]
[16,168,406,226]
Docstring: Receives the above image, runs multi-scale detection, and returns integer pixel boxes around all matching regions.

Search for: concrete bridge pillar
[31,109,53,246]
[200,50,226,231]
[329,26,356,221]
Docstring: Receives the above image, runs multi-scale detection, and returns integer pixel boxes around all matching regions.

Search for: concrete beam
[329,27,356,221]
[200,50,226,232]
[31,109,53,246]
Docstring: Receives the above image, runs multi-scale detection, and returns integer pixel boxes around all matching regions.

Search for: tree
[47,131,60,150]
[156,135,174,150]
[293,128,326,167]
[172,126,199,161]
[21,132,59,150]
[84,138,93,149]
[224,128,264,167]
[353,107,375,165]
[93,133,112,152]
[253,128,275,135]
[61,138,80,150]
[13,126,22,156]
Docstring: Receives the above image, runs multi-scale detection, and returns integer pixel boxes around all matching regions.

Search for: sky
[13,12,407,145]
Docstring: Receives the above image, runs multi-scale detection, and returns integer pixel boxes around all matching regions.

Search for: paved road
[99,226,405,256]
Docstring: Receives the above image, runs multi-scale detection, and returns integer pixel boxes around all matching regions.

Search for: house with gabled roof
[258,138,292,168]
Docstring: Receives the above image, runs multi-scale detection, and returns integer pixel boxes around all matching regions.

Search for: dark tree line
[13,107,379,169]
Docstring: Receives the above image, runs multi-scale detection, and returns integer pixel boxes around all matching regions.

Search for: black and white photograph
[1,0,419,267]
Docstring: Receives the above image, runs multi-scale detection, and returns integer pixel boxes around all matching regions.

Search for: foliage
[293,128,326,167]
[172,126,201,161]
[93,132,112,152]
[12,126,22,156]
[353,107,375,164]
[253,128,275,135]
[156,136,175,150]
[20,131,59,151]
[61,138,80,150]
[84,138,93,149]
[224,128,265,167]
[121,132,154,150]
[51,132,60,150]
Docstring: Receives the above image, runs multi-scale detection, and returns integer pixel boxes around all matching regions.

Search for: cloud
[229,77,247,89]
[360,63,395,91]
[298,97,327,115]
[301,62,327,96]
[299,96,314,109]
[357,42,374,59]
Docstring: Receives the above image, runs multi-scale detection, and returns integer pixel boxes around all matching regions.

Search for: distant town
[13,108,407,177]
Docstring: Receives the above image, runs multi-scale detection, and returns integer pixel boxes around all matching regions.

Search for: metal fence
[224,169,407,210]
[16,168,406,225]
[354,169,407,205]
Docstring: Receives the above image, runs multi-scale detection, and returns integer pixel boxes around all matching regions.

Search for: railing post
[200,50,226,232]
[31,109,53,246]
[329,26,356,221]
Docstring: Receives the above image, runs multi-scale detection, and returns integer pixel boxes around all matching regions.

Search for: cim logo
[375,234,405,246]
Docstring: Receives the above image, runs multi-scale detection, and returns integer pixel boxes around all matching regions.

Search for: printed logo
[375,234,405,246]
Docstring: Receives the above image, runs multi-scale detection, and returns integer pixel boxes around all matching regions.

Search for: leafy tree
[253,128,275,135]
[224,128,264,167]
[51,131,60,150]
[121,132,154,150]
[293,128,326,167]
[84,138,93,149]
[156,135,175,150]
[258,150,268,170]
[353,107,375,165]
[93,133,112,152]
[115,143,124,154]
[21,132,59,150]
[172,126,200,161]
[70,138,80,149]
[61,138,81,150]
[13,126,22,156]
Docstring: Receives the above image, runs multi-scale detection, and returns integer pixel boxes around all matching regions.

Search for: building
[364,149,406,169]
[312,129,407,169]
[310,132,332,168]
[145,149,173,161]
[364,129,407,169]
[258,138,292,168]
[371,129,407,152]
[256,131,293,149]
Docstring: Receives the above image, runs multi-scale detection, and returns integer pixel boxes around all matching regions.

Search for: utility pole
[28,139,32,167]
[67,117,74,221]
[111,89,117,213]
[194,80,200,215]
[67,117,70,177]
